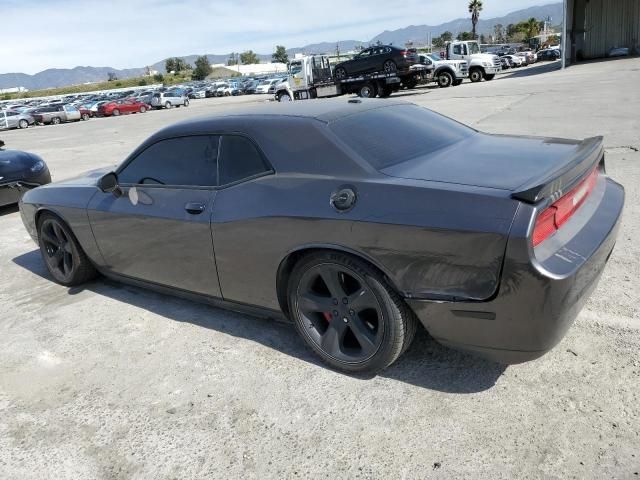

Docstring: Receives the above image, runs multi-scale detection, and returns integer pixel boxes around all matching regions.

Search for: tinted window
[218,135,269,185]
[119,135,219,186]
[328,104,474,169]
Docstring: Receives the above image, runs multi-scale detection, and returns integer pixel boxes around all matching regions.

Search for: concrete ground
[1,58,639,479]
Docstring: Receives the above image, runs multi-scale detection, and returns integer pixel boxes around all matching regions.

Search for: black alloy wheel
[383,60,397,73]
[38,214,97,286]
[334,67,347,80]
[289,252,416,373]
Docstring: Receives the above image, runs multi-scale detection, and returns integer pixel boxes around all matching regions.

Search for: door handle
[185,202,206,214]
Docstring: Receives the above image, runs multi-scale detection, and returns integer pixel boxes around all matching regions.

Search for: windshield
[289,62,302,75]
[329,104,474,169]
[469,42,480,54]
[428,53,441,62]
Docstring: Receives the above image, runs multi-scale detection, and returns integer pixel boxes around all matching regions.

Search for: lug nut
[342,297,348,304]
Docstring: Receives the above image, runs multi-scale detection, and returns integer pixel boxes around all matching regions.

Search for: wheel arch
[434,66,455,77]
[275,244,403,318]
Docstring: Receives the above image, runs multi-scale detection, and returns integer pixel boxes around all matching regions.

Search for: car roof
[163,98,411,131]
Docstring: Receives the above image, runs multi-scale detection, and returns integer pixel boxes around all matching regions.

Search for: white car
[506,55,524,67]
[255,79,280,94]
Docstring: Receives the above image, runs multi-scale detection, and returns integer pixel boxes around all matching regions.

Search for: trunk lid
[381,133,603,201]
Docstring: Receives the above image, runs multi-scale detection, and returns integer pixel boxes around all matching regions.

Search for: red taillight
[400,50,407,57]
[532,167,599,247]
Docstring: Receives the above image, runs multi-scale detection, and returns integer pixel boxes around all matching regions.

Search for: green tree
[165,58,176,73]
[493,23,504,43]
[441,31,453,42]
[432,36,445,48]
[457,31,473,41]
[240,50,259,65]
[174,58,189,72]
[227,52,238,66]
[468,0,483,39]
[153,73,164,82]
[523,17,540,40]
[272,45,288,64]
[192,55,211,80]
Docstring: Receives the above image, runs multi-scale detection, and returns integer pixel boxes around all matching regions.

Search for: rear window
[328,104,474,169]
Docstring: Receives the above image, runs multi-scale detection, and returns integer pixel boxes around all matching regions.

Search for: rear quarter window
[328,104,474,169]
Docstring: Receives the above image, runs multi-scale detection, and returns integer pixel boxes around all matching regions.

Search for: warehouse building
[564,0,640,65]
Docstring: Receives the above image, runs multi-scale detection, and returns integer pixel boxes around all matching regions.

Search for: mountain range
[0,2,562,91]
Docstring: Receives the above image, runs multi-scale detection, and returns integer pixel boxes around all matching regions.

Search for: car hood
[380,133,586,192]
[53,166,114,186]
[0,150,43,177]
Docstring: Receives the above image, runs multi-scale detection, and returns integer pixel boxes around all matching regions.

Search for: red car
[98,99,150,117]
[78,107,91,121]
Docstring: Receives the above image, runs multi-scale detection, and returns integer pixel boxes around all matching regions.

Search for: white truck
[443,40,501,82]
[418,53,468,87]
[274,55,432,102]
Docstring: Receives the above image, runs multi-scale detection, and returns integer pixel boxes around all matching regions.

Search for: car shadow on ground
[0,204,19,216]
[13,249,506,394]
[497,61,561,80]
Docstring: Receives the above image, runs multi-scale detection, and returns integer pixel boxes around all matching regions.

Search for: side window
[218,135,269,186]
[118,136,219,187]
[453,45,462,55]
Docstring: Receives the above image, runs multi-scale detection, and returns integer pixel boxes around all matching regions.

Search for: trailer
[274,55,433,102]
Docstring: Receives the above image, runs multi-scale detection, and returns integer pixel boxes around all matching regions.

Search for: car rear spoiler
[511,136,604,204]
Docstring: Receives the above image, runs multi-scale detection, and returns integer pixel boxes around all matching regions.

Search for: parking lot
[1,58,639,479]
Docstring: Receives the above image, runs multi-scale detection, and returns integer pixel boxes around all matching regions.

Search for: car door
[87,135,222,298]
[5,111,18,128]
[64,105,81,121]
[0,111,7,130]
[351,49,372,74]
[210,134,274,304]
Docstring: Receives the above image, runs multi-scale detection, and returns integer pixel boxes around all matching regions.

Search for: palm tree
[468,0,483,40]
[524,17,540,40]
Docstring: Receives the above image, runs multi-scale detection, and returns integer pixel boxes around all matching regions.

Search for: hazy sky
[1,0,549,74]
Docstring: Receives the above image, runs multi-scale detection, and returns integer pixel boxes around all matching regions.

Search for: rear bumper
[408,176,624,364]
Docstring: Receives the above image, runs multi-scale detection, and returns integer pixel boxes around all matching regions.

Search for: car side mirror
[97,171,122,197]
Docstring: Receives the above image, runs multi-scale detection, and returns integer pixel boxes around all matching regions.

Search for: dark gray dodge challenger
[19,99,624,373]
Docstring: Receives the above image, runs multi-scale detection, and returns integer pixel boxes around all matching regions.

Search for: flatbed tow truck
[274,55,433,102]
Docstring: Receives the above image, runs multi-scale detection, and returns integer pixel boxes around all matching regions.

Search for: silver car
[150,92,190,109]
[0,110,35,130]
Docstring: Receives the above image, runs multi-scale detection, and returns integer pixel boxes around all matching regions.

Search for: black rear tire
[37,213,97,287]
[288,251,417,374]
[357,82,377,98]
[379,86,393,98]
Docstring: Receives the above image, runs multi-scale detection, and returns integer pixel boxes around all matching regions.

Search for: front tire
[51,117,62,125]
[38,213,97,287]
[139,106,146,113]
[18,119,29,129]
[165,102,172,109]
[469,68,483,82]
[437,71,453,88]
[81,113,90,121]
[277,91,292,102]
[112,109,120,116]
[288,252,417,374]
[183,99,189,106]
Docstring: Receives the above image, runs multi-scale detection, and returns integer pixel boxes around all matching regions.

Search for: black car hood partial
[0,149,42,178]
[381,133,585,191]
[54,166,114,186]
